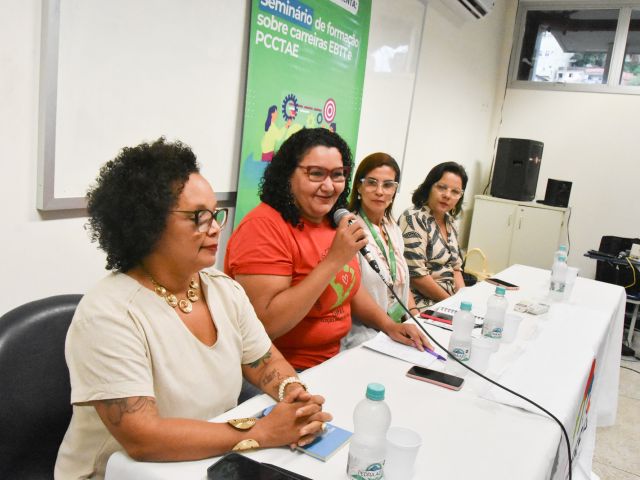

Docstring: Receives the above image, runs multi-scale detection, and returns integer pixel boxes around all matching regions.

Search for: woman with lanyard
[341,152,418,349]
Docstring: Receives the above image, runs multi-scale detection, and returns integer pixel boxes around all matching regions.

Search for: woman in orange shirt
[225,128,430,370]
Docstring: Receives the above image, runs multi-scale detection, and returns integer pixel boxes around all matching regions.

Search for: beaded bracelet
[277,376,307,401]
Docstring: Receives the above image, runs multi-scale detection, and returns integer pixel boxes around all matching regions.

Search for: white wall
[0,0,236,315]
[0,0,513,315]
[498,88,640,278]
[396,0,514,248]
[492,0,640,278]
[402,0,640,282]
[1,1,105,314]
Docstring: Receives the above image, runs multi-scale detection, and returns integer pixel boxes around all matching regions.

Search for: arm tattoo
[248,350,272,369]
[102,396,156,426]
[260,368,283,388]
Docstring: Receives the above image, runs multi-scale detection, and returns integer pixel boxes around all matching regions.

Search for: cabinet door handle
[518,217,522,230]
[507,215,511,227]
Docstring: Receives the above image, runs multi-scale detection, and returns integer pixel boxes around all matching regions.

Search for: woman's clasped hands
[255,387,332,449]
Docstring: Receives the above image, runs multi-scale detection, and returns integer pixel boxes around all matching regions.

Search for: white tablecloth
[105,265,624,480]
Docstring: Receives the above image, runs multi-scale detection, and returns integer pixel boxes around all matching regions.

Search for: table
[105,265,625,480]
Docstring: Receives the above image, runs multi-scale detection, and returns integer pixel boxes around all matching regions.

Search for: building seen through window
[511,4,640,92]
[621,9,640,86]
[517,9,618,85]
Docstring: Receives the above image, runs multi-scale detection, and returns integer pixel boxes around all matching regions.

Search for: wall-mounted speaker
[490,138,543,202]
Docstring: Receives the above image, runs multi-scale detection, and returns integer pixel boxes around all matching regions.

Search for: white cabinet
[467,195,567,273]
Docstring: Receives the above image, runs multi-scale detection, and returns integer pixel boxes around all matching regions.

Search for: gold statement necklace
[147,273,200,314]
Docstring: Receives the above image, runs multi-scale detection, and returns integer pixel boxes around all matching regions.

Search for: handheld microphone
[333,208,382,275]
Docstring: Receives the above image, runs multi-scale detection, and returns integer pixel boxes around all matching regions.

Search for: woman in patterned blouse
[399,162,468,309]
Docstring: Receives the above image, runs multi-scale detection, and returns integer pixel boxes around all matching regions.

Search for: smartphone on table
[406,365,464,391]
[420,309,454,324]
[207,452,312,480]
[485,278,519,290]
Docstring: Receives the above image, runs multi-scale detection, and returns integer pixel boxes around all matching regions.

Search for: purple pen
[425,347,447,361]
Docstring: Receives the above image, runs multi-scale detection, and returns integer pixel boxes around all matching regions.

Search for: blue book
[296,422,352,461]
[258,405,352,461]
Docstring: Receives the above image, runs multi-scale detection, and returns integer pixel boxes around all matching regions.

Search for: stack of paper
[362,332,439,369]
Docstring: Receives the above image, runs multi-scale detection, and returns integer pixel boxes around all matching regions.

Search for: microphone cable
[341,206,571,477]
[380,276,574,480]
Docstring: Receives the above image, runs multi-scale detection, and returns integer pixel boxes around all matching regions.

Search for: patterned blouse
[398,205,463,309]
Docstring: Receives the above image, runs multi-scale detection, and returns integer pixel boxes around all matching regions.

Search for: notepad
[257,406,352,462]
[296,423,352,461]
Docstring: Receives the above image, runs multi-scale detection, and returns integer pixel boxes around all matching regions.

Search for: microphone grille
[333,208,350,225]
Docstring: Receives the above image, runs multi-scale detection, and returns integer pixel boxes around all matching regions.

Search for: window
[621,9,640,86]
[510,2,640,94]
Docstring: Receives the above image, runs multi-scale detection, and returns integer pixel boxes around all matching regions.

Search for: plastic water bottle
[550,254,568,298]
[346,383,391,480]
[483,286,508,340]
[447,302,475,376]
[552,244,568,265]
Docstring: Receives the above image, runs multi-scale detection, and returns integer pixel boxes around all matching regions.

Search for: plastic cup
[502,313,523,343]
[564,267,579,301]
[468,337,494,374]
[385,426,422,480]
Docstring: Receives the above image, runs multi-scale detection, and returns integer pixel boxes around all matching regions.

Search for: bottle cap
[460,301,472,311]
[495,286,506,295]
[558,255,567,262]
[366,383,385,401]
[559,245,567,251]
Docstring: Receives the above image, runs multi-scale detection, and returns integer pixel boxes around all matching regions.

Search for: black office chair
[594,235,640,295]
[593,235,640,356]
[0,294,82,480]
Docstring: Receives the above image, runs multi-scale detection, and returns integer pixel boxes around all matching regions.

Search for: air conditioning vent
[443,0,495,20]
[461,0,491,18]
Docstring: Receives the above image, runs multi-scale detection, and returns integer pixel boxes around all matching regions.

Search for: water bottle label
[483,327,502,339]
[346,454,385,480]
[550,281,565,293]
[451,347,470,361]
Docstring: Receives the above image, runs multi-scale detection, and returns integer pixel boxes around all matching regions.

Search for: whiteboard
[37,0,425,211]
[37,0,248,209]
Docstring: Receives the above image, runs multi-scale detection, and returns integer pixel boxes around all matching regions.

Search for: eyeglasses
[172,207,229,233]
[433,183,464,199]
[360,177,399,193]
[297,165,349,183]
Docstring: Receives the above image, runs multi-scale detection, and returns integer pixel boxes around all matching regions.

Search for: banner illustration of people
[234,0,371,225]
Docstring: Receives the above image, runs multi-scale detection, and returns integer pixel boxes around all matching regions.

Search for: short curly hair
[86,137,199,272]
[260,128,353,227]
[411,161,468,217]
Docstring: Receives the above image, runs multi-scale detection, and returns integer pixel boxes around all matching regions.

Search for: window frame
[508,1,640,95]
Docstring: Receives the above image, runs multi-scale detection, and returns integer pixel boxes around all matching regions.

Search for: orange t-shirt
[224,203,360,370]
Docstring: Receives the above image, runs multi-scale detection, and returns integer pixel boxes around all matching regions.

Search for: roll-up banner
[234,0,371,225]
